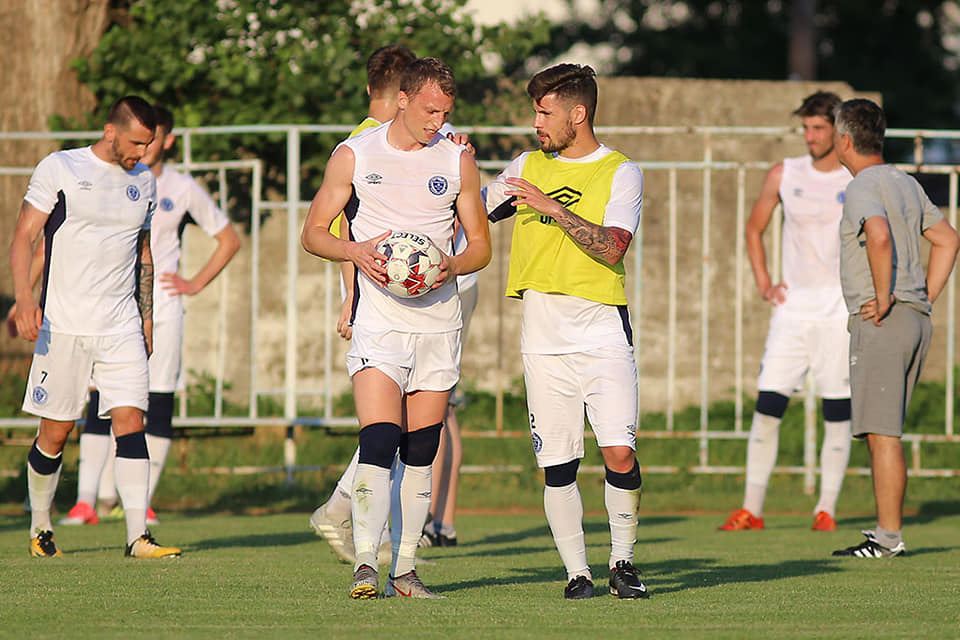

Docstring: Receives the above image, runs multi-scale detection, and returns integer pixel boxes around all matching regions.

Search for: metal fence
[2,124,959,486]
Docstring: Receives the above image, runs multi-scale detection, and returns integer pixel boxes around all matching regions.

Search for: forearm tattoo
[136,231,153,320]
[552,207,631,264]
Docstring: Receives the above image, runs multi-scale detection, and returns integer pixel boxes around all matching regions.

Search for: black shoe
[564,575,595,600]
[609,560,650,599]
[419,530,458,547]
[832,530,905,558]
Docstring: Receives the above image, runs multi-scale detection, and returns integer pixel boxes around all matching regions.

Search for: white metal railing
[2,124,959,485]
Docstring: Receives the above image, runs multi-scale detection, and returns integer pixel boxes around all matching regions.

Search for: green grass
[1,511,958,639]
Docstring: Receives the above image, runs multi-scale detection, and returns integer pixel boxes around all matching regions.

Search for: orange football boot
[718,508,764,531]
[812,511,837,531]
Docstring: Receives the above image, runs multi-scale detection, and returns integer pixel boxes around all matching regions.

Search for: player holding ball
[301,57,490,599]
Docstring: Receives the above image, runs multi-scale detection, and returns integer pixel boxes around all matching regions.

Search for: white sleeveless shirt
[340,122,463,332]
[777,155,851,314]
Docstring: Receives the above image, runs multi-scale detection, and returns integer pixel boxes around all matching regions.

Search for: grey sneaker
[310,503,356,564]
[350,564,378,599]
[832,530,905,558]
[384,570,444,599]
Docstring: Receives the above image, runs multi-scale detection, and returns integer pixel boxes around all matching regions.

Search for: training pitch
[1,511,958,639]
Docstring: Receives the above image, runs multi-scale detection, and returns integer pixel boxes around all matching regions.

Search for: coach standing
[832,99,959,558]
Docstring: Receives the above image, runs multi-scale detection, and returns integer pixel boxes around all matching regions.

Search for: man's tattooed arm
[136,228,154,320]
[551,206,632,265]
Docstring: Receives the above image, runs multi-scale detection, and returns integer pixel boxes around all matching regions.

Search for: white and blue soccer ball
[376,231,443,298]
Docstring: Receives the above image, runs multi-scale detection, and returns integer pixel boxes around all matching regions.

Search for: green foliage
[546,0,960,155]
[61,0,551,222]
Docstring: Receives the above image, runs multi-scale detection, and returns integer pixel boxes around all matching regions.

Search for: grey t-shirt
[839,164,943,314]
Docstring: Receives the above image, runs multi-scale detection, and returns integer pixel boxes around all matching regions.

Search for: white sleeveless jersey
[340,122,463,333]
[152,167,231,321]
[24,146,156,335]
[778,155,851,314]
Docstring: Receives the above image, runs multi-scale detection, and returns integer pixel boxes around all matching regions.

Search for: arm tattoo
[135,230,153,320]
[551,206,632,265]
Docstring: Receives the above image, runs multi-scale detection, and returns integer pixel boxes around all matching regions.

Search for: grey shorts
[848,303,932,438]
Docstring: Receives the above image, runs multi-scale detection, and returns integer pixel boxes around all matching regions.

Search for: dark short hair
[834,99,886,156]
[527,63,598,126]
[107,96,157,131]
[152,103,174,133]
[367,44,417,98]
[793,91,842,124]
[400,57,456,99]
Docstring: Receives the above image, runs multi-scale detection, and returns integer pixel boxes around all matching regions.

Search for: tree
[544,0,960,135]
[64,0,550,224]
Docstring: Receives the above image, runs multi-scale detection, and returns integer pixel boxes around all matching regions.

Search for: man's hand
[143,317,154,357]
[346,231,391,287]
[762,282,789,306]
[13,298,42,342]
[159,272,202,296]
[337,298,353,340]
[859,294,895,326]
[446,132,475,156]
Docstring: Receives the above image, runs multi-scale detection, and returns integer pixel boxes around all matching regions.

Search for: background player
[10,96,180,558]
[301,58,490,598]
[832,99,958,558]
[484,63,647,600]
[60,103,240,527]
[720,91,853,533]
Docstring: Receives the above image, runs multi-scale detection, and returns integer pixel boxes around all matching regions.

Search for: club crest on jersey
[428,175,448,196]
[365,173,383,185]
[32,386,48,405]
[126,185,141,201]
[160,197,175,211]
[531,431,543,453]
[837,191,846,204]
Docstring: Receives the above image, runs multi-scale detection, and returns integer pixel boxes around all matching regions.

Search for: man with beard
[10,96,180,559]
[720,91,853,533]
[483,63,647,600]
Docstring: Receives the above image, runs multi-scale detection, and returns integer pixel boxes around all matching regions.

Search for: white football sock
[325,448,360,521]
[605,482,640,568]
[814,420,851,517]
[115,455,149,544]
[27,445,62,534]
[76,432,112,507]
[743,412,781,516]
[351,462,391,570]
[97,446,117,507]
[390,461,432,577]
[145,434,172,504]
[544,482,590,581]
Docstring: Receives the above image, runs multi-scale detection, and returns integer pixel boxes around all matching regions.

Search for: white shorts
[756,307,851,398]
[522,345,638,468]
[149,315,185,393]
[346,328,461,394]
[23,330,149,421]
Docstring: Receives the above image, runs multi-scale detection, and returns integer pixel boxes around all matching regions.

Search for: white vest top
[340,122,463,332]
[151,167,231,321]
[777,155,851,314]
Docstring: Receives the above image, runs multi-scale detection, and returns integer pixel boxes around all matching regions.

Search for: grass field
[1,510,958,639]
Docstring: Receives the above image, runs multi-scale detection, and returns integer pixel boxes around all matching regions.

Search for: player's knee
[84,391,112,436]
[357,422,403,469]
[115,431,149,459]
[756,391,789,419]
[145,392,175,438]
[822,398,851,422]
[544,459,580,487]
[605,459,642,491]
[400,423,442,467]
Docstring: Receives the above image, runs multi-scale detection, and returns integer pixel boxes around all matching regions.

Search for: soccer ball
[376,231,443,298]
